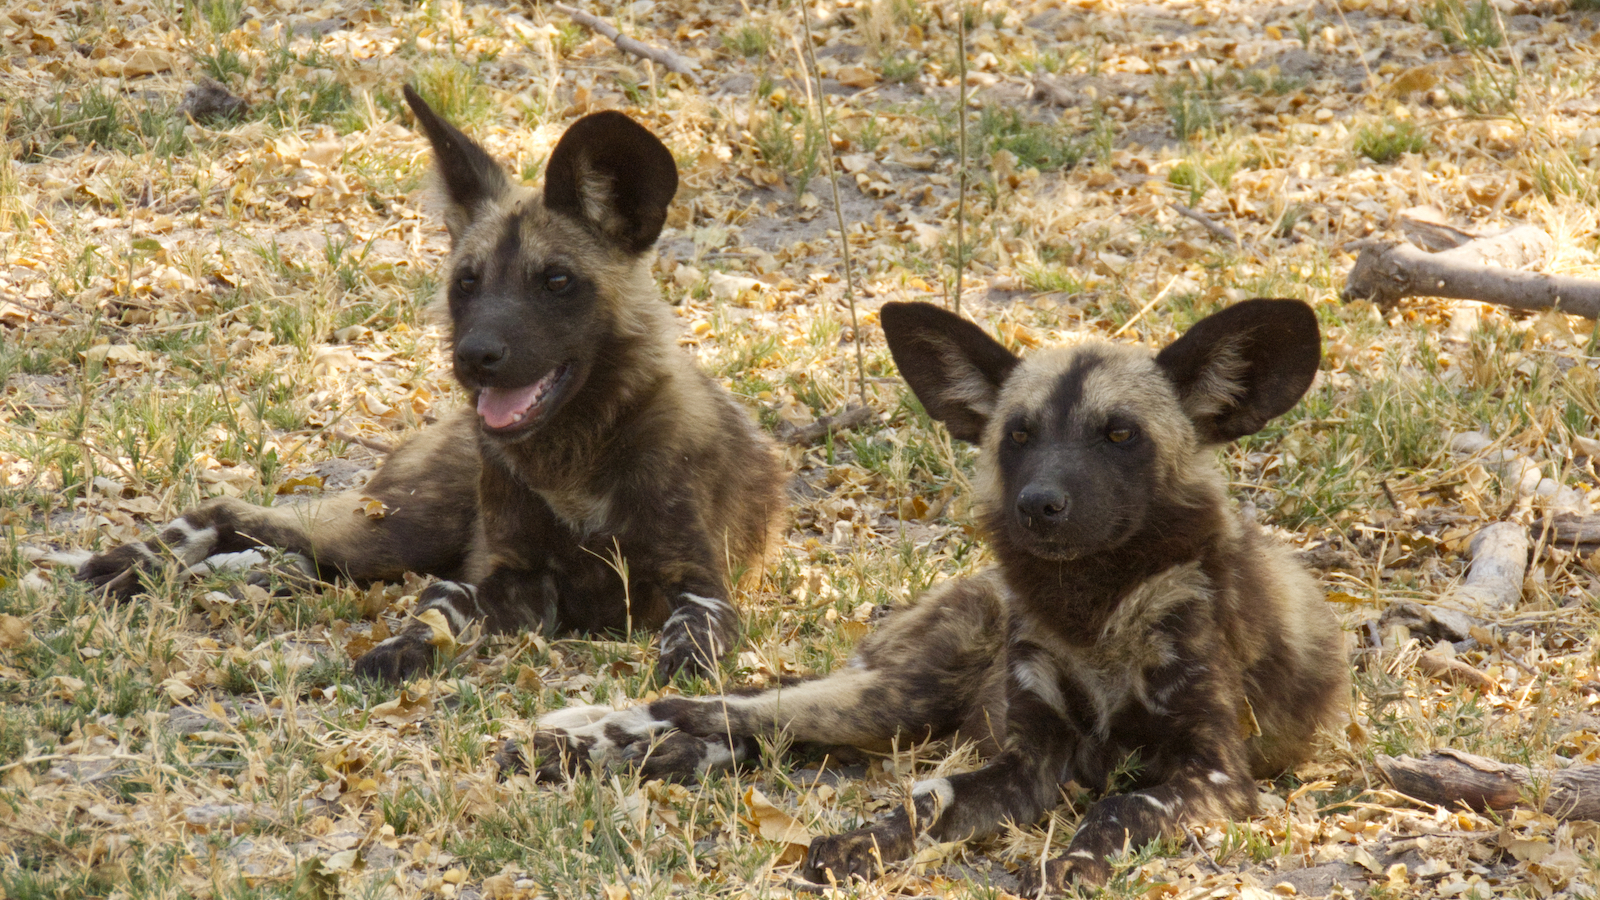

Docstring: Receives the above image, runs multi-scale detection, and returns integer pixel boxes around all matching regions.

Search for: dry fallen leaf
[0,614,25,649]
[414,608,458,651]
[743,786,814,866]
[369,689,434,726]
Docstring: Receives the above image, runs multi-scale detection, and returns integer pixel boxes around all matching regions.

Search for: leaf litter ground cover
[7,0,1600,897]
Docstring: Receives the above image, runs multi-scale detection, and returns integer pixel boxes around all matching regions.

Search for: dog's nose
[1016,486,1068,530]
[456,334,508,373]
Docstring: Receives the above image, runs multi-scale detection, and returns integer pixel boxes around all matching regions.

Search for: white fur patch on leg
[912,777,955,814]
[1010,656,1068,718]
[188,549,268,576]
[164,519,219,565]
[1139,794,1174,815]
[695,738,736,773]
[418,581,481,633]
[662,593,731,659]
[543,704,673,763]
[537,704,622,730]
[45,549,94,568]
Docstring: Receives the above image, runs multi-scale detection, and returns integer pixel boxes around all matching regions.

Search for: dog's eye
[1107,427,1135,444]
[544,272,571,292]
[1011,430,1029,445]
[456,273,478,292]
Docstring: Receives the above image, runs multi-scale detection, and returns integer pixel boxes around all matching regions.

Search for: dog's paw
[524,730,598,781]
[802,823,914,885]
[77,544,158,601]
[655,641,714,682]
[657,594,736,680]
[1017,853,1110,897]
[352,632,435,682]
[492,738,529,779]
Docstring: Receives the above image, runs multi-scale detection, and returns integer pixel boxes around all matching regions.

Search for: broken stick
[550,2,698,78]
[1342,220,1600,315]
[1377,749,1600,820]
[1171,202,1239,246]
[1544,511,1600,552]
[776,405,877,446]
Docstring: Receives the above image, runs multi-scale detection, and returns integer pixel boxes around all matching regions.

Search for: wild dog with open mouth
[518,299,1347,894]
[77,88,786,682]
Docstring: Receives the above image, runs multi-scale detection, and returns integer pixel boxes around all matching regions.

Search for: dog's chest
[1042,561,1211,733]
[539,488,614,537]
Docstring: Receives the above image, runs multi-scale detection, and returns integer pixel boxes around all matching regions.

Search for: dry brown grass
[7,0,1600,897]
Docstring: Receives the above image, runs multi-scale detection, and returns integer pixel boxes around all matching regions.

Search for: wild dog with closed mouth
[518,299,1348,894]
[77,88,786,682]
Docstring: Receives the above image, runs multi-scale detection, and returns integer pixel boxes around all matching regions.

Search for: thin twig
[0,293,72,322]
[1037,811,1058,891]
[1171,202,1239,245]
[0,753,70,774]
[29,115,110,137]
[775,405,877,445]
[799,2,867,405]
[1110,273,1180,338]
[953,5,969,317]
[1187,832,1226,874]
[327,428,395,455]
[549,2,698,78]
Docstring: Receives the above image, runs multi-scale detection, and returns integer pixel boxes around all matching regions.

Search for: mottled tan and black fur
[520,299,1347,895]
[78,88,785,682]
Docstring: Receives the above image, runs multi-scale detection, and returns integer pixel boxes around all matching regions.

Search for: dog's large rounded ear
[882,302,1020,444]
[403,85,511,241]
[544,111,678,255]
[1154,298,1321,444]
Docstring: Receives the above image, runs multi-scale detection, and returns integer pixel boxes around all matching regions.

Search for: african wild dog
[516,299,1348,894]
[77,87,786,682]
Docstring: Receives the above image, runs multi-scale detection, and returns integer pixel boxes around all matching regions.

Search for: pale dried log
[1376,749,1600,820]
[1450,522,1529,614]
[776,405,878,446]
[1449,432,1590,514]
[1342,235,1600,315]
[1421,521,1529,642]
[550,3,698,78]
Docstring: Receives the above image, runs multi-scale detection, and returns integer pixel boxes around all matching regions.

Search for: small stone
[179,79,249,124]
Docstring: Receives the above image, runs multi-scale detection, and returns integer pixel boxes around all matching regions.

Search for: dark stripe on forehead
[1042,348,1112,419]
[489,206,531,277]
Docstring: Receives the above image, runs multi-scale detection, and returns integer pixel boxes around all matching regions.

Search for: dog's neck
[991,490,1230,644]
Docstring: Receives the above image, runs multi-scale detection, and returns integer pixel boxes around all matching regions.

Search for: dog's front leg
[353,566,555,681]
[1019,757,1257,896]
[656,584,740,680]
[803,641,1075,885]
[352,580,486,681]
[1016,673,1261,897]
[803,746,1067,884]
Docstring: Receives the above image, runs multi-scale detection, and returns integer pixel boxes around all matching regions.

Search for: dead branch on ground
[550,3,698,78]
[1341,208,1600,315]
[776,406,878,446]
[1377,749,1600,820]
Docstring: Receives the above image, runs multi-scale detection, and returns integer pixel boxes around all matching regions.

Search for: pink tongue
[477,382,546,429]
